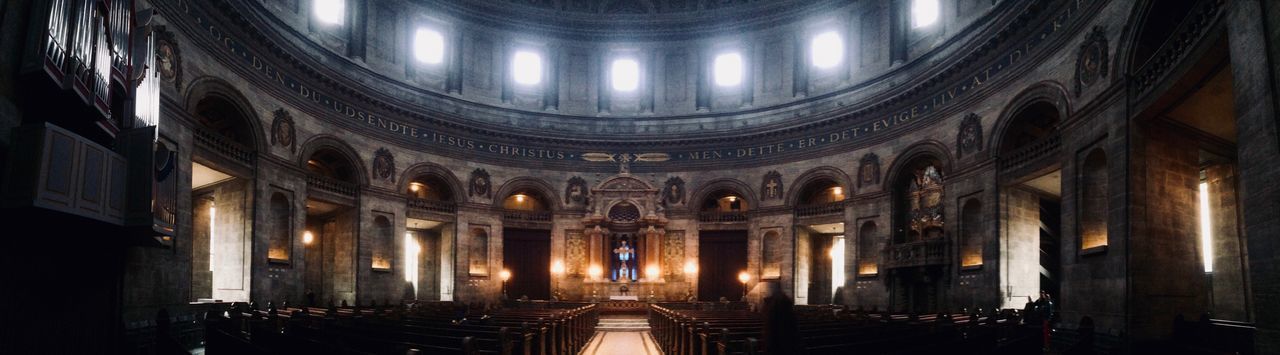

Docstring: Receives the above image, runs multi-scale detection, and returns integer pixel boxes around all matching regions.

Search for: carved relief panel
[662,231,685,278]
[565,229,586,276]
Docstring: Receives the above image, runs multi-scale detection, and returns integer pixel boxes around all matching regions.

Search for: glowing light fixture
[832,187,843,196]
[714,52,743,87]
[551,260,566,275]
[738,271,751,284]
[811,30,844,69]
[499,269,512,282]
[512,50,543,86]
[303,231,315,245]
[588,264,604,280]
[1199,182,1214,273]
[313,0,344,25]
[645,265,660,280]
[514,194,526,203]
[414,28,445,64]
[684,261,699,275]
[727,195,737,202]
[912,0,940,28]
[611,58,640,92]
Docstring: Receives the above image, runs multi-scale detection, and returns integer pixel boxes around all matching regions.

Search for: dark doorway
[502,228,551,300]
[698,230,749,301]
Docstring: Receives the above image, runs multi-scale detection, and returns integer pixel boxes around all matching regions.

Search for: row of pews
[648,304,1044,355]
[203,301,597,355]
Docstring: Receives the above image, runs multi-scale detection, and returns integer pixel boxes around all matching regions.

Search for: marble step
[595,319,651,331]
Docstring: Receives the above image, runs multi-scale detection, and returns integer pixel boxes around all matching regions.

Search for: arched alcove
[960,198,983,268]
[306,147,360,184]
[1080,148,1108,251]
[268,192,292,262]
[857,221,879,276]
[372,215,394,270]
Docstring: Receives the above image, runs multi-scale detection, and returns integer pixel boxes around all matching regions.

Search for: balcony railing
[698,211,748,223]
[307,175,357,197]
[408,198,456,214]
[502,209,552,224]
[883,239,949,269]
[193,128,255,166]
[795,201,844,218]
[999,134,1060,171]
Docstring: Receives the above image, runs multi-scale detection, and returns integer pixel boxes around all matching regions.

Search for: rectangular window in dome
[512,50,543,86]
[314,0,345,26]
[612,58,640,92]
[811,30,844,69]
[714,52,743,87]
[414,28,445,64]
[911,0,940,29]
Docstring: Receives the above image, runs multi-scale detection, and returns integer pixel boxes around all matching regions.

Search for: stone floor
[580,316,661,355]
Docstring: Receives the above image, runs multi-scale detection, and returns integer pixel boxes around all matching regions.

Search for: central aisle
[580,315,662,355]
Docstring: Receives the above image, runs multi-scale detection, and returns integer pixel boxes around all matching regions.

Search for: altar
[609,295,639,301]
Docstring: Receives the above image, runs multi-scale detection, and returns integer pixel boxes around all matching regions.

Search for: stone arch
[884,140,953,188]
[398,162,465,202]
[492,177,560,211]
[886,144,949,244]
[690,178,757,212]
[1118,0,1203,77]
[988,82,1071,158]
[183,76,267,152]
[786,166,853,207]
[297,135,369,186]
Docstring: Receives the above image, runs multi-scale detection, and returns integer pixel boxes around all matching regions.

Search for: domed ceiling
[173,0,1098,169]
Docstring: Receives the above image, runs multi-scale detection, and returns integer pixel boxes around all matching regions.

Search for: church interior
[1,0,1279,354]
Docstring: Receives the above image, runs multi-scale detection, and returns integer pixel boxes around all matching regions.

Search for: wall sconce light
[551,260,565,276]
[645,264,660,281]
[514,194,526,203]
[683,261,698,275]
[727,195,737,202]
[831,187,843,196]
[588,264,603,280]
[303,231,314,245]
[409,182,422,192]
